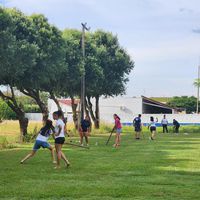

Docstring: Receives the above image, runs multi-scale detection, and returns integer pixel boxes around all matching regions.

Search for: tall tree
[0,8,38,138]
[7,10,66,120]
[85,30,134,128]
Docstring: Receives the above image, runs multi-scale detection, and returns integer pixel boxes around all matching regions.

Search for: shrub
[0,99,17,120]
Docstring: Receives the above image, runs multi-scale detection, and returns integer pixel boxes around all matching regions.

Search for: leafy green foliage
[167,96,198,113]
[0,99,17,120]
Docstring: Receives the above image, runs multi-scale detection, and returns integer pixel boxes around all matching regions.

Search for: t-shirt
[81,120,91,132]
[115,118,122,129]
[36,128,52,142]
[173,120,180,127]
[149,121,156,127]
[55,119,65,138]
[133,117,141,127]
[161,118,168,125]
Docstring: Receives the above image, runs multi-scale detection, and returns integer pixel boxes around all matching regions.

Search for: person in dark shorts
[173,119,180,134]
[133,114,142,139]
[53,110,70,169]
[80,115,91,146]
[20,120,56,164]
[161,115,168,133]
[148,116,157,140]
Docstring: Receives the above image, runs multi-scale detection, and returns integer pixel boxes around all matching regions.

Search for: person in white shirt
[53,110,70,169]
[161,115,168,133]
[148,116,157,140]
[20,120,56,164]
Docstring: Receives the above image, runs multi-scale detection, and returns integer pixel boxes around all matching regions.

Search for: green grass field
[1,130,200,200]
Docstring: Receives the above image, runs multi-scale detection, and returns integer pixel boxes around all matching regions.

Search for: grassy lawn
[1,130,200,200]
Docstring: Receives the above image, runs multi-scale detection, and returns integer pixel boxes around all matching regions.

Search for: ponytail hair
[114,114,120,120]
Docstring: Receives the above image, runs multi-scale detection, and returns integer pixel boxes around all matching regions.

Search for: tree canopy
[0,7,134,132]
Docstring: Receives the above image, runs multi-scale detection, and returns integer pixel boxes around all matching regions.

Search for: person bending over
[20,120,56,164]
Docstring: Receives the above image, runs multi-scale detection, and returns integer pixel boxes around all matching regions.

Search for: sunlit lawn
[1,128,200,200]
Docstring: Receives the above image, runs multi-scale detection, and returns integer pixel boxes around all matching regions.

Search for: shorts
[116,128,122,134]
[33,140,50,151]
[55,137,65,144]
[150,126,156,133]
[135,126,141,132]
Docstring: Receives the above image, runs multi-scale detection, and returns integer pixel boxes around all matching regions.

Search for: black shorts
[55,137,65,144]
[135,126,141,132]
[150,127,156,133]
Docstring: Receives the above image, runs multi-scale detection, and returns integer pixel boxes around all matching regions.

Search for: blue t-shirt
[133,117,141,127]
[81,120,91,132]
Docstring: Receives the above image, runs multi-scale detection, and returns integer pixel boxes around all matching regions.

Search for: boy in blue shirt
[133,114,142,139]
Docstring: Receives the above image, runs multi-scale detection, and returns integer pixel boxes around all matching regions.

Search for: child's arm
[54,125,62,136]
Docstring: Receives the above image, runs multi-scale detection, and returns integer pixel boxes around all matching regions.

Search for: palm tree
[193,78,200,113]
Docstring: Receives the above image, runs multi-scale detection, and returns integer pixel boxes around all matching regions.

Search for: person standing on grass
[161,115,168,133]
[53,110,70,169]
[80,115,91,146]
[148,116,157,140]
[20,120,56,164]
[133,114,142,139]
[113,114,122,148]
[173,119,180,134]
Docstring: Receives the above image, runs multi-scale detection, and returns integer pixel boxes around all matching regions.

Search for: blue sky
[2,0,200,97]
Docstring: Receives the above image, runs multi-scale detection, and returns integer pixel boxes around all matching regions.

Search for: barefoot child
[80,115,91,146]
[113,114,122,148]
[148,116,157,140]
[20,120,56,164]
[53,110,70,169]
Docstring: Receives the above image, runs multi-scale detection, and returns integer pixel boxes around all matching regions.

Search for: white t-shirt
[161,118,168,125]
[55,119,65,138]
[149,121,156,127]
[36,129,52,142]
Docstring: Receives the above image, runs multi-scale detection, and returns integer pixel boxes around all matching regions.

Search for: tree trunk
[0,88,29,142]
[19,116,29,142]
[50,92,62,111]
[86,96,99,129]
[70,96,78,130]
[20,89,49,121]
[95,95,100,129]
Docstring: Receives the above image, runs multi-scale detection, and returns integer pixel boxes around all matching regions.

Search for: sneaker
[53,161,57,164]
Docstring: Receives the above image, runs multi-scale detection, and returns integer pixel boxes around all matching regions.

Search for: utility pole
[197,63,200,114]
[80,23,90,121]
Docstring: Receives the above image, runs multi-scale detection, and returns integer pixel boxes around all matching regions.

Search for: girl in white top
[148,116,157,140]
[53,110,70,169]
[20,120,56,164]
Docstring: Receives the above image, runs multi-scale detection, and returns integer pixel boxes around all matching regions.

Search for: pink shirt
[115,118,122,129]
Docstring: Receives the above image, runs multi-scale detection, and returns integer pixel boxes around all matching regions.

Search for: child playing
[20,119,56,164]
[80,115,91,146]
[148,116,157,140]
[113,114,122,148]
[53,110,70,169]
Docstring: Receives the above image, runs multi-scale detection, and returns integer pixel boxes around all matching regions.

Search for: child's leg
[84,132,89,145]
[79,132,83,145]
[117,134,121,145]
[20,150,36,164]
[48,145,56,163]
[61,150,70,166]
[152,131,156,139]
[55,144,62,168]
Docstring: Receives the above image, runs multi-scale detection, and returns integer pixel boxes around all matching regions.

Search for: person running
[20,119,56,164]
[148,116,157,140]
[113,114,122,148]
[161,115,168,133]
[53,110,70,169]
[80,115,91,146]
[173,119,180,134]
[133,114,142,139]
